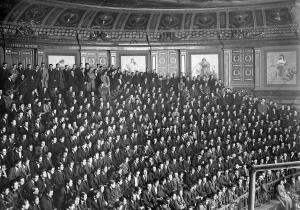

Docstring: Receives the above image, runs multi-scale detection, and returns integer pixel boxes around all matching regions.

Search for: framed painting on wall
[48,55,76,68]
[191,54,219,78]
[121,56,146,72]
[266,51,297,85]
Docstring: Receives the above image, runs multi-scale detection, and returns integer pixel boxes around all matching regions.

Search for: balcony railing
[218,168,300,210]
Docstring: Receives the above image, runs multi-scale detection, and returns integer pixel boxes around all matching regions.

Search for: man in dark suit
[76,67,87,91]
[17,63,24,77]
[24,64,34,91]
[40,188,54,210]
[33,65,42,91]
[0,62,10,90]
[105,179,121,206]
[3,75,14,92]
[142,183,156,208]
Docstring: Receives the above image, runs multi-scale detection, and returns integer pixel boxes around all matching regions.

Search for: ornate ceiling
[47,0,291,9]
[0,0,299,44]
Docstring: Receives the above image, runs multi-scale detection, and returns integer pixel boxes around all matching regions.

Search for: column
[223,49,231,87]
[179,50,187,76]
[151,51,158,72]
[254,48,261,89]
[110,51,117,66]
[248,169,256,210]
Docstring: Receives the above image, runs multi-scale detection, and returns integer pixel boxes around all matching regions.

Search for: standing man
[4,74,14,93]
[99,70,110,101]
[41,62,49,89]
[76,65,87,91]
[52,63,60,89]
[58,65,65,90]
[10,64,18,83]
[0,63,10,91]
[17,63,25,77]
[48,64,54,89]
[33,65,42,91]
[24,64,34,91]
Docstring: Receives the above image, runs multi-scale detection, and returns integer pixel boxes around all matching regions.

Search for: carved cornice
[1,22,299,46]
[0,0,299,45]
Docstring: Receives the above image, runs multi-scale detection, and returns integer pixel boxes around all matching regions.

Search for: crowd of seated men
[0,61,299,210]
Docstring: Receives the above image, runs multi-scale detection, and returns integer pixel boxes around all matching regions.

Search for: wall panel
[156,50,179,76]
[38,51,46,66]
[3,48,35,67]
[230,48,255,88]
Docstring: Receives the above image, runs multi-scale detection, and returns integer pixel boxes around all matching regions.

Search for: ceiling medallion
[94,13,115,26]
[128,14,147,27]
[24,7,46,22]
[162,15,179,28]
[60,12,80,26]
[194,14,216,28]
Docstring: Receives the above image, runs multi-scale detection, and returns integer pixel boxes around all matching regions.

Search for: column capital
[110,51,117,66]
[179,49,187,55]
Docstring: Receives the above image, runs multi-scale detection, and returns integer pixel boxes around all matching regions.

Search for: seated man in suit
[105,179,121,206]
[277,179,293,210]
[142,183,156,208]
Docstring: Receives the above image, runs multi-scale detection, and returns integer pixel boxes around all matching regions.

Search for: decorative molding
[1,2,299,45]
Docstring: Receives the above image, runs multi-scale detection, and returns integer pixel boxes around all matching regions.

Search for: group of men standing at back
[0,62,111,101]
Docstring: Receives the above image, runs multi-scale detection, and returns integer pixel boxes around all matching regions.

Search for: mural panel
[121,56,146,72]
[90,12,118,29]
[193,13,217,29]
[159,14,183,30]
[48,55,76,68]
[191,54,219,78]
[18,4,53,25]
[54,8,86,27]
[124,13,150,30]
[265,8,292,26]
[229,11,254,28]
[266,51,297,85]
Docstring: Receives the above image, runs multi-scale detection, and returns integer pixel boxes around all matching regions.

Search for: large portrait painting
[266,51,297,85]
[48,55,76,68]
[191,54,219,78]
[121,56,146,72]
